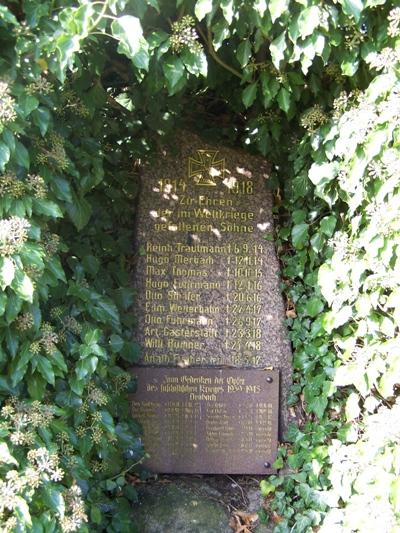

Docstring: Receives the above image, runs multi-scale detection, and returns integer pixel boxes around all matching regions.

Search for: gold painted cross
[188,150,225,186]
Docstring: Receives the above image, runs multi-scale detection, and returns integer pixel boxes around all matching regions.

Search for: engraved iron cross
[188,150,225,186]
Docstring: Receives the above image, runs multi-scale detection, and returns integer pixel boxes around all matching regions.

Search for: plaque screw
[264,462,271,468]
[266,377,273,383]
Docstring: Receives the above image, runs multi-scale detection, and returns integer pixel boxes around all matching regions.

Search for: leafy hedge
[0,1,398,532]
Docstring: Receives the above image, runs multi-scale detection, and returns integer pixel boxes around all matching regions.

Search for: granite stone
[133,131,292,455]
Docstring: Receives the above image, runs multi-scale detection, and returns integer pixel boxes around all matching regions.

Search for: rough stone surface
[133,477,273,533]
[133,132,292,437]
[134,481,231,533]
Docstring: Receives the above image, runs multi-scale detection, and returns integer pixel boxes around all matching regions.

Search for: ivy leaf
[242,83,258,108]
[51,176,73,203]
[219,0,234,23]
[111,15,143,59]
[11,271,34,303]
[260,480,276,496]
[260,72,280,105]
[323,305,352,333]
[292,223,309,250]
[236,40,252,68]
[298,6,321,38]
[341,53,359,76]
[270,31,286,69]
[27,373,47,400]
[0,257,15,290]
[0,5,18,25]
[10,343,33,386]
[181,49,207,77]
[364,128,388,161]
[0,442,18,465]
[269,0,289,23]
[195,0,212,21]
[32,199,63,218]
[37,355,55,385]
[339,0,363,22]
[308,395,328,418]
[0,293,6,316]
[308,162,338,186]
[277,87,291,113]
[15,141,30,169]
[293,513,313,531]
[147,0,160,12]
[52,35,80,82]
[320,215,337,237]
[305,297,324,317]
[66,194,92,230]
[18,95,39,117]
[89,297,120,330]
[110,334,124,353]
[91,505,102,525]
[2,130,14,151]
[318,264,336,305]
[345,392,360,421]
[163,56,186,95]
[82,255,100,275]
[132,44,149,71]
[75,355,98,381]
[42,486,65,516]
[0,142,11,171]
[121,341,141,363]
[15,496,32,527]
[32,107,51,136]
[6,293,22,324]
[46,257,67,283]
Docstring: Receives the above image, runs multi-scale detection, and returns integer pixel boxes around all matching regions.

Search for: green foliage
[0,0,399,531]
[0,3,145,531]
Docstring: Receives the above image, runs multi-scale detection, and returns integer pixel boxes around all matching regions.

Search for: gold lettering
[144,337,163,348]
[146,254,169,265]
[179,195,195,206]
[146,242,173,253]
[168,302,219,314]
[176,242,231,254]
[173,254,213,266]
[145,289,163,300]
[192,208,254,222]
[166,338,203,350]
[146,265,167,276]
[167,290,200,302]
[144,314,163,324]
[145,278,169,289]
[227,292,261,303]
[165,315,214,327]
[172,265,208,277]
[220,221,254,233]
[198,195,233,207]
[145,302,165,312]
[162,326,218,338]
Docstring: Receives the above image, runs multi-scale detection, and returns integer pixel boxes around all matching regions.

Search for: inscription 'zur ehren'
[135,147,271,367]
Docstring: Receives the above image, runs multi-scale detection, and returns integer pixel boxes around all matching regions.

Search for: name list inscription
[131,367,279,474]
[136,147,272,368]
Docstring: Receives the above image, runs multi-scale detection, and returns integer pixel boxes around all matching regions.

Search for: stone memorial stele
[131,132,292,474]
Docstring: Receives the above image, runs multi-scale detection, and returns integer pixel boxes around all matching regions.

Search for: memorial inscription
[131,367,279,474]
[132,133,292,472]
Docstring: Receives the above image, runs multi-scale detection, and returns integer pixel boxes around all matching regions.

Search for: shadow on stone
[133,477,273,533]
[134,481,230,533]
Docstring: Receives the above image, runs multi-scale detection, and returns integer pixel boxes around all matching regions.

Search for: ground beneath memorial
[132,475,273,533]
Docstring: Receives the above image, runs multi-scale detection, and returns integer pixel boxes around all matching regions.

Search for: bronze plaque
[130,367,279,474]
